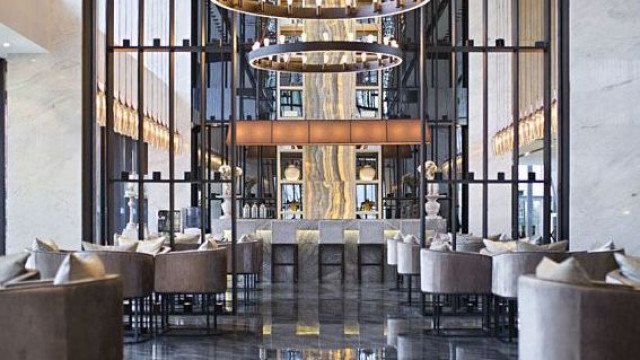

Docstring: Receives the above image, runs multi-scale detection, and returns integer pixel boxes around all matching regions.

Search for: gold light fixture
[491,99,558,156]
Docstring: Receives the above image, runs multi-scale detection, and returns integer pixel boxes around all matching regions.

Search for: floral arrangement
[418,160,438,179]
[218,165,243,180]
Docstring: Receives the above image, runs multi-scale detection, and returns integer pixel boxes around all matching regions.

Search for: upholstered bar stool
[397,240,420,304]
[386,232,403,290]
[318,220,345,283]
[357,220,385,283]
[271,220,299,283]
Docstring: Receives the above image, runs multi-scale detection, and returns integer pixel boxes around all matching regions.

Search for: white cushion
[117,236,166,255]
[0,253,30,284]
[499,233,512,241]
[403,234,418,245]
[198,240,219,251]
[239,234,259,243]
[173,233,201,245]
[32,238,60,253]
[614,253,640,283]
[589,240,616,252]
[82,241,138,252]
[393,232,404,241]
[482,239,517,255]
[53,253,106,285]
[535,257,591,285]
[429,242,451,252]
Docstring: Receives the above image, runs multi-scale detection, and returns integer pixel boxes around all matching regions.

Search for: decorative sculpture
[218,165,243,219]
[418,161,442,219]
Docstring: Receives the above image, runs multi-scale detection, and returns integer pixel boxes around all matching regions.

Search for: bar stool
[357,220,385,283]
[397,239,420,305]
[271,220,298,283]
[386,232,403,290]
[318,220,345,283]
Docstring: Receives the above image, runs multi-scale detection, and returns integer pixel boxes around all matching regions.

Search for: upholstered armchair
[491,251,569,340]
[386,237,402,289]
[154,249,227,333]
[519,276,640,360]
[0,276,123,360]
[81,251,155,340]
[227,241,262,290]
[420,250,492,333]
[397,242,421,305]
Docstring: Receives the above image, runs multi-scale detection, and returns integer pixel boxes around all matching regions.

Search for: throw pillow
[535,257,591,285]
[482,239,516,255]
[589,240,616,252]
[544,240,568,252]
[430,242,451,252]
[499,233,512,241]
[0,252,30,284]
[53,253,106,285]
[393,232,404,241]
[239,234,258,243]
[614,253,640,283]
[403,234,418,244]
[82,241,138,252]
[198,240,219,251]
[117,236,166,255]
[487,233,502,241]
[32,238,60,253]
[174,233,201,245]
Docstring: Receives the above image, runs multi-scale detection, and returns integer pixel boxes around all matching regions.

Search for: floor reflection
[125,283,517,360]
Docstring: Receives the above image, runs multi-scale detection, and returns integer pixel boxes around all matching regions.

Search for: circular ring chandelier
[211,0,429,20]
[248,41,403,73]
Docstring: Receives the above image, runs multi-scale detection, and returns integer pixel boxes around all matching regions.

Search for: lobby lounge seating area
[1,0,639,358]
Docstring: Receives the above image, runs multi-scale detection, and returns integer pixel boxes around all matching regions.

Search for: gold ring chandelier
[211,0,431,20]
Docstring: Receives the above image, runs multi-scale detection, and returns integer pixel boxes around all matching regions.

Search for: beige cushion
[0,253,30,284]
[544,240,568,252]
[403,234,419,245]
[82,241,138,252]
[53,253,106,285]
[535,257,591,285]
[393,232,404,241]
[173,233,201,245]
[117,236,166,255]
[198,240,219,251]
[483,239,517,255]
[32,238,60,253]
[487,233,502,241]
[429,242,451,252]
[239,234,259,243]
[614,253,640,283]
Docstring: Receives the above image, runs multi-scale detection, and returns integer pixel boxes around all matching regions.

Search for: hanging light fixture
[210,0,429,20]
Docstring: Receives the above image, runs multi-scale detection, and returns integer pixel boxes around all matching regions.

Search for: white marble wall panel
[318,220,345,244]
[569,0,640,255]
[358,220,384,244]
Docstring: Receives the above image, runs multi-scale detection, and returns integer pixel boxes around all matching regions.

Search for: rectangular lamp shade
[229,119,430,146]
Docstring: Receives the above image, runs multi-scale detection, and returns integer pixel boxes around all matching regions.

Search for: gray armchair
[519,275,640,360]
[420,249,492,333]
[154,249,227,333]
[28,250,74,279]
[491,251,569,340]
[0,275,123,360]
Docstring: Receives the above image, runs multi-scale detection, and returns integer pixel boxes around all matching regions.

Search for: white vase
[220,183,232,219]
[284,164,301,181]
[359,165,376,181]
[425,194,441,219]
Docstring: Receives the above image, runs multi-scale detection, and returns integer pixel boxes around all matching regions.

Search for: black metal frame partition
[83,0,239,313]
[417,0,564,247]
[0,58,6,255]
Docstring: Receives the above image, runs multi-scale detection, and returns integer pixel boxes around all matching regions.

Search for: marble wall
[302,12,356,219]
[5,0,82,253]
[569,1,640,254]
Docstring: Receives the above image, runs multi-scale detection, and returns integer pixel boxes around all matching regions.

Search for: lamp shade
[359,165,376,181]
[284,164,301,181]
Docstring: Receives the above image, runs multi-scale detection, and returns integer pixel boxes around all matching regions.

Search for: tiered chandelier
[491,99,558,156]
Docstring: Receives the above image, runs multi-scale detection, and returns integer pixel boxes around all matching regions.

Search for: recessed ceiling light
[2,42,10,48]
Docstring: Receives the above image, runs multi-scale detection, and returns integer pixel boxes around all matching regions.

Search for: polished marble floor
[125,282,517,360]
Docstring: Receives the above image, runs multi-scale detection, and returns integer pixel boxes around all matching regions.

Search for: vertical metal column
[105,0,116,244]
[137,0,146,241]
[199,0,207,248]
[230,12,239,314]
[450,0,458,249]
[511,0,520,239]
[542,0,552,243]
[82,0,97,244]
[419,6,426,247]
[168,0,176,248]
[481,0,489,238]
[0,58,6,255]
[557,0,570,242]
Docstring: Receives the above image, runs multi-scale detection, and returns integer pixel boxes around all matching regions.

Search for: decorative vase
[284,164,301,181]
[219,183,232,219]
[359,165,376,181]
[425,194,441,219]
